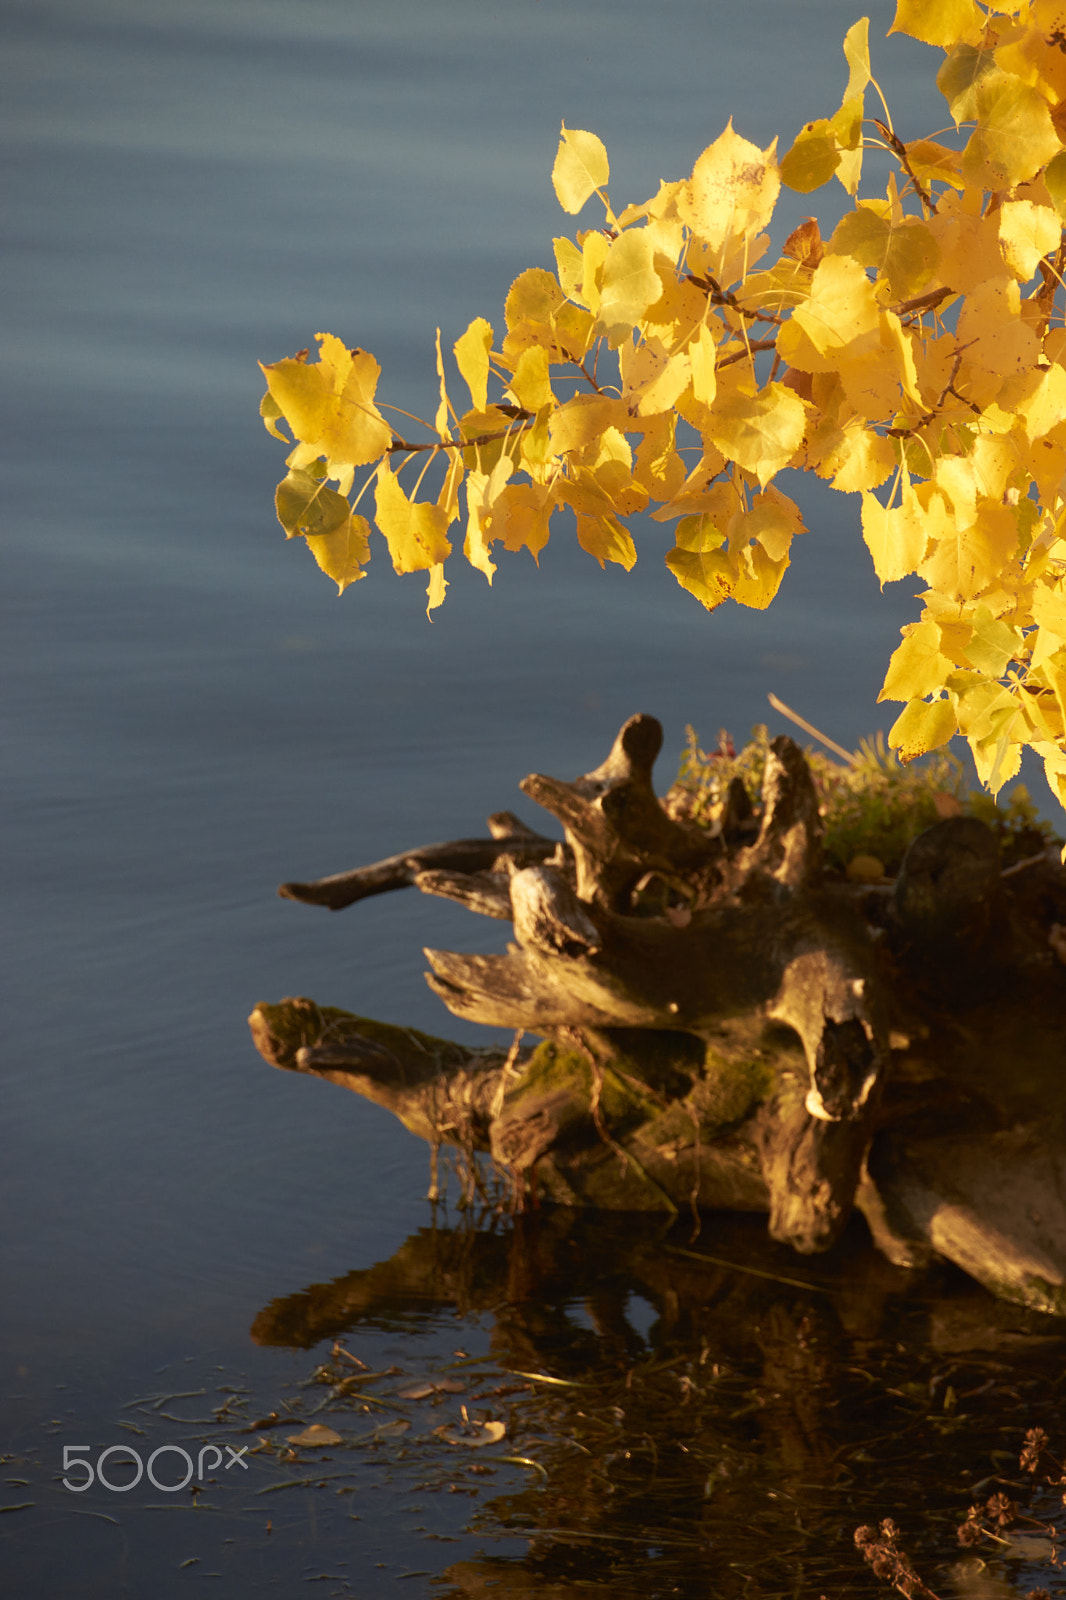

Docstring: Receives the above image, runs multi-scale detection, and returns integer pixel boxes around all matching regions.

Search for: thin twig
[767,693,858,765]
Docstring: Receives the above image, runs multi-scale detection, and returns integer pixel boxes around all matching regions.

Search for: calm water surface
[4,2,1063,1594]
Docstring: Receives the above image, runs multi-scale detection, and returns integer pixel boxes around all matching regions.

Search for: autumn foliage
[260,1,1066,818]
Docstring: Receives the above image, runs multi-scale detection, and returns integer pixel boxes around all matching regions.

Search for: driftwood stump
[250,714,1066,1315]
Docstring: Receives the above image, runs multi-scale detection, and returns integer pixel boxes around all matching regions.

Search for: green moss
[673,725,1060,876]
[695,1045,776,1133]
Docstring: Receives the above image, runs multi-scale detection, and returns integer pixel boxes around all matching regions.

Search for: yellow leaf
[776,253,880,372]
[489,481,557,561]
[903,138,964,192]
[814,420,897,493]
[1030,576,1066,670]
[956,276,1040,377]
[679,122,780,249]
[673,485,737,547]
[578,230,610,317]
[962,71,1061,189]
[934,454,978,529]
[735,485,806,562]
[919,498,1020,600]
[508,344,554,412]
[425,563,448,616]
[619,337,690,417]
[833,98,867,195]
[302,515,371,594]
[888,697,959,760]
[665,544,736,611]
[505,267,565,337]
[632,413,686,500]
[434,328,451,437]
[261,338,393,477]
[964,603,1023,676]
[929,189,1007,295]
[316,336,394,469]
[552,125,610,215]
[454,317,494,411]
[706,381,807,488]
[891,0,983,47]
[780,119,840,194]
[549,393,627,455]
[861,483,947,586]
[731,539,790,609]
[374,465,452,574]
[1045,149,1066,221]
[688,323,718,410]
[553,236,586,304]
[842,18,872,102]
[879,618,955,702]
[260,389,288,441]
[938,43,998,124]
[1040,742,1066,814]
[598,229,662,338]
[829,210,940,301]
[464,455,515,583]
[998,199,1062,282]
[559,480,637,568]
[836,323,914,421]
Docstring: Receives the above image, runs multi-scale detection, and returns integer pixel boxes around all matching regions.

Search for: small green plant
[672,724,1058,877]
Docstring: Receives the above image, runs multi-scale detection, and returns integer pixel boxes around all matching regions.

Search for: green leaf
[275,469,351,541]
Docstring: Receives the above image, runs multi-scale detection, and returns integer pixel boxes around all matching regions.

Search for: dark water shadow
[251,1208,1066,1599]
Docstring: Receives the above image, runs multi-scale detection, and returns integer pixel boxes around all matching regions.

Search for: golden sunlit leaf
[956,276,1040,377]
[731,539,790,608]
[619,337,690,416]
[665,543,736,611]
[892,0,983,49]
[680,122,780,248]
[780,119,841,194]
[861,484,945,585]
[454,317,494,412]
[505,268,565,337]
[736,485,806,562]
[374,465,452,575]
[918,497,1021,600]
[1045,149,1066,221]
[888,696,959,760]
[305,515,372,595]
[879,618,955,702]
[998,199,1063,282]
[598,229,662,338]
[842,18,872,101]
[552,125,610,215]
[549,393,628,455]
[490,480,557,561]
[776,253,880,372]
[962,71,1061,189]
[829,210,940,301]
[706,381,807,488]
[508,344,554,412]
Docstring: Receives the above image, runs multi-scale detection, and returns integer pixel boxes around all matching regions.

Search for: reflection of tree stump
[250,714,1066,1314]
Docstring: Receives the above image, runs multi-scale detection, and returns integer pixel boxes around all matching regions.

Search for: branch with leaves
[260,2,1066,824]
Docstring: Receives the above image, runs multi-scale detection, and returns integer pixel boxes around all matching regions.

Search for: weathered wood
[254,713,1066,1311]
[519,713,721,911]
[279,828,555,910]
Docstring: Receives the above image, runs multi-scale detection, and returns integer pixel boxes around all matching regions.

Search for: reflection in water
[252,1210,1066,1598]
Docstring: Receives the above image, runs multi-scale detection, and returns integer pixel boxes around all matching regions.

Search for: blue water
[2,2,1025,1592]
